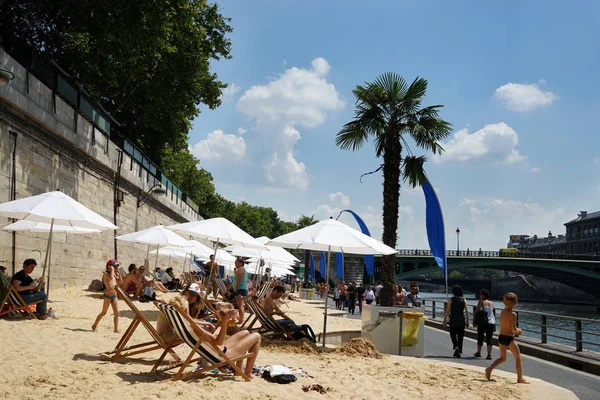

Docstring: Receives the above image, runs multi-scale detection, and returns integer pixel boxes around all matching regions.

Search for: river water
[419,292,600,353]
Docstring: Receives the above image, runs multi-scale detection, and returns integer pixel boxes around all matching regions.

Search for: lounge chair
[105,286,181,364]
[253,282,272,301]
[243,297,294,340]
[0,273,43,319]
[154,302,253,381]
[215,277,229,299]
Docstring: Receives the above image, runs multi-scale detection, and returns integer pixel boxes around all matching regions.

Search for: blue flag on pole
[319,251,326,278]
[336,209,375,277]
[335,252,344,280]
[422,180,447,276]
[309,252,315,282]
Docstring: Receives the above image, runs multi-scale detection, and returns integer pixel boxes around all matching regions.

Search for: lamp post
[0,69,15,86]
[456,227,460,256]
[137,183,167,208]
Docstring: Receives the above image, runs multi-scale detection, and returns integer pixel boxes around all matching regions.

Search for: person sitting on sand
[120,262,143,299]
[485,292,529,384]
[137,265,169,295]
[262,286,316,342]
[92,263,119,332]
[0,265,7,278]
[11,258,48,319]
[161,267,182,291]
[156,293,261,378]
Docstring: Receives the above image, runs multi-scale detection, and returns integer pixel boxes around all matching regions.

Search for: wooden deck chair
[154,303,253,382]
[214,277,229,299]
[243,297,294,340]
[253,282,272,301]
[0,273,43,319]
[105,286,181,364]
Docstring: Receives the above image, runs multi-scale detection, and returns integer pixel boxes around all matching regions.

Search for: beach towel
[262,365,297,384]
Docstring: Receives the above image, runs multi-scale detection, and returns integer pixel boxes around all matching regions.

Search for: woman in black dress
[443,285,470,358]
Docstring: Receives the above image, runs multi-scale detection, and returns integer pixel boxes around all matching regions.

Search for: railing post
[515,311,519,328]
[432,301,436,319]
[576,320,583,352]
[541,315,547,344]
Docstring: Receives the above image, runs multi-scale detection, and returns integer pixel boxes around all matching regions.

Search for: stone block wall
[0,48,200,289]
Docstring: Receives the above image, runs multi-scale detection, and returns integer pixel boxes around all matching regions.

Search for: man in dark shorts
[347,281,357,315]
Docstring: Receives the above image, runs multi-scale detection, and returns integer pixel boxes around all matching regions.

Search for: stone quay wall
[0,48,200,289]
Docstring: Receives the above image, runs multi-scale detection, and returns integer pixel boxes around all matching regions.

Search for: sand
[0,287,531,400]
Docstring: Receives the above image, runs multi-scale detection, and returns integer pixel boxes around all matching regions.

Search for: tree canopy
[2,1,307,237]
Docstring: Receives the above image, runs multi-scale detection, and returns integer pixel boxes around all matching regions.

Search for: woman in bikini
[92,262,119,333]
[157,292,261,378]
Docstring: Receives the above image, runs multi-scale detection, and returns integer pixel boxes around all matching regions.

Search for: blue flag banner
[319,251,326,278]
[359,164,384,183]
[422,180,447,276]
[336,209,375,277]
[309,252,316,282]
[335,252,344,280]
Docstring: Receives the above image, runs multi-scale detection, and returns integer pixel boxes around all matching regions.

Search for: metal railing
[396,249,600,262]
[422,300,600,353]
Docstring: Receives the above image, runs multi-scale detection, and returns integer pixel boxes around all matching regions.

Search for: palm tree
[335,73,452,306]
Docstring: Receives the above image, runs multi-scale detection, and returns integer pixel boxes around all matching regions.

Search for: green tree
[2,0,232,161]
[160,147,215,213]
[336,73,452,305]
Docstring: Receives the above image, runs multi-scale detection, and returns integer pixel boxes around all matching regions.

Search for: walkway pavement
[335,303,600,400]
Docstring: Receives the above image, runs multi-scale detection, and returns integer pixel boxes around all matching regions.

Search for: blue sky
[188,0,600,249]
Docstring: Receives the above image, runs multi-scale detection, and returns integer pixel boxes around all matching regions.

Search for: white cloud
[493,81,558,112]
[326,192,351,207]
[237,127,247,135]
[221,83,241,102]
[435,122,526,164]
[454,197,568,249]
[190,129,246,162]
[530,167,541,173]
[236,57,345,190]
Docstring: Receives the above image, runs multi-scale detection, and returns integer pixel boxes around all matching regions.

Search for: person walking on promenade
[486,292,529,384]
[443,285,469,358]
[374,281,383,305]
[347,282,357,315]
[474,288,495,359]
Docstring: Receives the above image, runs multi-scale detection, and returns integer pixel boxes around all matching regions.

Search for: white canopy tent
[268,218,397,346]
[0,191,117,298]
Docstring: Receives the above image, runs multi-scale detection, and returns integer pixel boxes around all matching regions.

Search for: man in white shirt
[374,282,383,305]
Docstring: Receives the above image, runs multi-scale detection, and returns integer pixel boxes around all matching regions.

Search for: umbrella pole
[154,243,159,271]
[201,239,219,309]
[41,218,55,299]
[322,245,331,347]
[145,243,150,277]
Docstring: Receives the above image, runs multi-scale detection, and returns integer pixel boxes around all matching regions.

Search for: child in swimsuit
[485,292,529,384]
[92,262,120,333]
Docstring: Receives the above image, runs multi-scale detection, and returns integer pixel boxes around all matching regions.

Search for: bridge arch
[395,256,600,299]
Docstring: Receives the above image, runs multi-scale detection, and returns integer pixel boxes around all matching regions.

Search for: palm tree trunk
[380,135,402,306]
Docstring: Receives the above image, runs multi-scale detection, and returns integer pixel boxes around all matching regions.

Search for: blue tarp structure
[319,251,326,279]
[336,209,375,277]
[335,252,344,280]
[421,180,447,277]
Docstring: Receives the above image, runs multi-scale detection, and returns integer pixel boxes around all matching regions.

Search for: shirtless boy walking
[92,260,120,333]
[485,292,529,383]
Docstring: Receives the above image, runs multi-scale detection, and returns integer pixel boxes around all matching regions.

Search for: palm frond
[402,155,428,187]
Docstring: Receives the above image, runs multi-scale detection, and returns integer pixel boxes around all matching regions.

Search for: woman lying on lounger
[156,291,261,378]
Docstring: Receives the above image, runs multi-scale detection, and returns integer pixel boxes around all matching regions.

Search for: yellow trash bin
[402,311,425,347]
[307,289,314,300]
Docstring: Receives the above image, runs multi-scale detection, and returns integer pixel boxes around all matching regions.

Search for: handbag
[474,310,488,326]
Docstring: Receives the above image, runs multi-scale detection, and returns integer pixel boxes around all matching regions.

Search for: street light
[137,183,167,208]
[456,227,460,255]
[0,69,15,86]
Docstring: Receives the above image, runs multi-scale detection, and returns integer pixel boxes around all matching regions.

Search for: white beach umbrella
[116,225,190,270]
[167,217,266,304]
[0,191,117,298]
[3,220,101,234]
[268,218,397,346]
[0,191,117,229]
[256,236,301,264]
